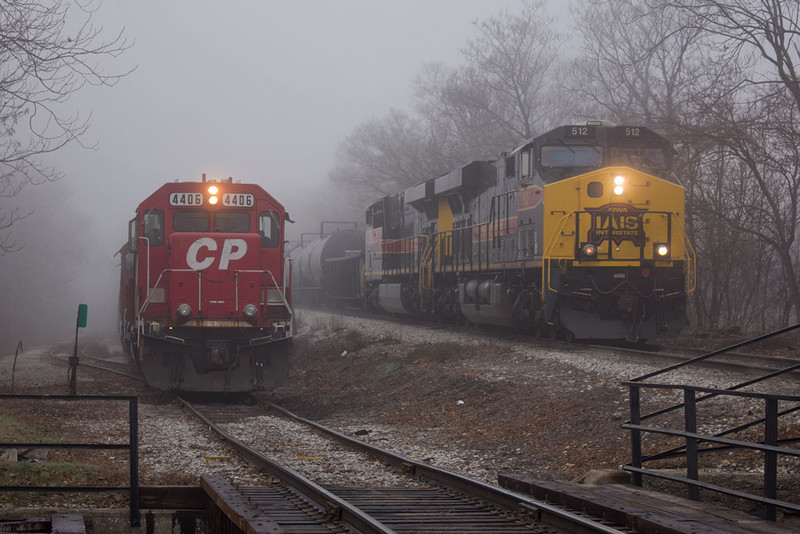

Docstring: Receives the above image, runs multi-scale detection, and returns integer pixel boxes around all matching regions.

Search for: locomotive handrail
[542,209,697,297]
[418,234,434,291]
[542,211,575,298]
[139,268,292,322]
[138,268,197,316]
[675,218,697,294]
[136,236,151,318]
[262,269,293,319]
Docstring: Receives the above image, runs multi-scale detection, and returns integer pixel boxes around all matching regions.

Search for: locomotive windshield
[214,211,250,233]
[608,146,668,170]
[533,124,674,182]
[541,145,603,167]
[174,210,209,232]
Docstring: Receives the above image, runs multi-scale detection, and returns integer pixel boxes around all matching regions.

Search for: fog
[0,1,571,353]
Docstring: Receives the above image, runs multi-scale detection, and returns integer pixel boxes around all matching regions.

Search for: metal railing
[622,325,800,521]
[0,395,140,526]
[139,268,289,320]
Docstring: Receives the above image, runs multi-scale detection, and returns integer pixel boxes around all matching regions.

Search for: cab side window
[259,211,280,247]
[142,209,164,246]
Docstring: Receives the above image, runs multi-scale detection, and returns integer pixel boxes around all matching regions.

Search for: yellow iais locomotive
[364,122,694,341]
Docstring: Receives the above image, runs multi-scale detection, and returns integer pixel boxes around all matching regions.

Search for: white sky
[60,0,572,238]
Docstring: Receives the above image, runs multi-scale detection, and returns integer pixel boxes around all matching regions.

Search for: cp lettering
[186,238,248,270]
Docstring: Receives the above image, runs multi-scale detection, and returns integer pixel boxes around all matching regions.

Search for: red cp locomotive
[119,176,292,392]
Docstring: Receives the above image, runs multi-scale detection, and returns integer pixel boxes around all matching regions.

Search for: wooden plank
[201,476,283,534]
[499,474,797,534]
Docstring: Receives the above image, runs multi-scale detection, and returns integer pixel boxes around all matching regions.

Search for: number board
[170,192,204,206]
[610,126,657,144]
[222,193,254,207]
[565,125,596,138]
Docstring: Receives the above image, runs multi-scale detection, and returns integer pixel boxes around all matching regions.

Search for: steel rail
[263,401,625,534]
[49,351,144,383]
[177,398,399,534]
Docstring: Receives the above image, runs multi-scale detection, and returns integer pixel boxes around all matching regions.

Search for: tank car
[290,228,365,306]
[118,176,292,392]
[363,122,694,341]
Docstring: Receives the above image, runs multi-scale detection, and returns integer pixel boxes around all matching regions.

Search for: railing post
[629,384,642,487]
[684,389,699,500]
[763,397,778,521]
[129,397,141,527]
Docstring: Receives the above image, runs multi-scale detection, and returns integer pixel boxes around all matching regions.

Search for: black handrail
[0,395,140,526]
[623,326,800,521]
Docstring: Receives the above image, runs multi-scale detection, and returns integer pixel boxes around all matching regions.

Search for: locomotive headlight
[655,243,670,258]
[243,304,258,318]
[177,303,192,317]
[613,175,625,195]
[208,184,220,205]
[580,242,598,259]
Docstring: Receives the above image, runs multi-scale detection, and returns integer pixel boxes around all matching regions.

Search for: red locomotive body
[119,177,292,392]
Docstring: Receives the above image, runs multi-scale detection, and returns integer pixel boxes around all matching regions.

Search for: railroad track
[50,343,144,383]
[180,397,631,533]
[45,332,798,531]
[298,306,800,380]
[46,347,632,530]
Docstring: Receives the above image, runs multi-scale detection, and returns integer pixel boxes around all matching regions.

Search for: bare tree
[0,0,130,255]
[685,87,800,325]
[415,0,562,155]
[331,0,563,202]
[329,109,450,203]
[670,0,800,109]
[666,0,800,325]
[413,62,512,165]
[571,0,704,134]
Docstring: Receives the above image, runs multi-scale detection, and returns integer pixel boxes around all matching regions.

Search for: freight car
[290,227,364,307]
[119,176,293,392]
[357,122,694,341]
